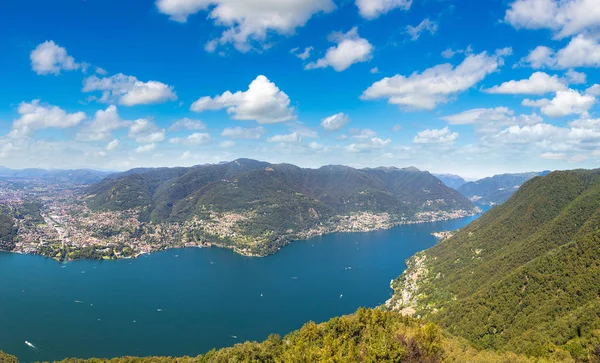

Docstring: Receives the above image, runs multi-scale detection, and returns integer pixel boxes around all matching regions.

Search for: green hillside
[387,169,600,360]
[84,159,476,256]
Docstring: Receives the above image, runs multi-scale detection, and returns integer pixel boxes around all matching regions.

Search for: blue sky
[0,0,599,179]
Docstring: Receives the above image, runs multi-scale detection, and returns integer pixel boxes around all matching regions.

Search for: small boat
[231,335,237,339]
[339,294,343,298]
[25,341,36,349]
[260,293,263,297]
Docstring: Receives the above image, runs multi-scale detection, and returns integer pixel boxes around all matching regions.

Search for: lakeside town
[0,178,478,262]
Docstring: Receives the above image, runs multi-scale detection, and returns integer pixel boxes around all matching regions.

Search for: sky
[0,0,599,179]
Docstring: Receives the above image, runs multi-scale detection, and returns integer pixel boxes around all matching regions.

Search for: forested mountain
[433,174,467,190]
[388,169,600,361]
[0,167,110,184]
[457,171,550,206]
[83,159,476,256]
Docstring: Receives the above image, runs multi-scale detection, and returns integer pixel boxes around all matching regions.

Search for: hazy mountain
[0,167,111,184]
[433,173,467,190]
[457,171,550,206]
[388,169,600,360]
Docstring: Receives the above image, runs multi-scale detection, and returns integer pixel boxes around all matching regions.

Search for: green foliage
[0,351,18,363]
[393,169,600,360]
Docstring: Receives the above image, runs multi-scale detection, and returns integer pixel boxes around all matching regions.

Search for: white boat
[25,341,36,349]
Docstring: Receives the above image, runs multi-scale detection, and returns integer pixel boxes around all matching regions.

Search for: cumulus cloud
[484,72,567,94]
[8,100,86,139]
[190,75,295,124]
[522,89,596,117]
[77,105,131,141]
[136,143,157,153]
[267,132,302,143]
[555,35,600,68]
[221,126,266,139]
[83,73,177,106]
[566,69,587,84]
[493,123,564,144]
[356,0,412,19]
[441,107,543,135]
[219,140,236,148]
[291,47,313,60]
[350,128,377,139]
[406,19,438,41]
[156,0,335,52]
[106,139,120,151]
[169,132,212,145]
[345,137,391,152]
[30,41,81,75]
[305,27,373,72]
[520,46,556,69]
[169,118,206,131]
[128,119,166,143]
[362,50,510,110]
[320,113,350,131]
[413,127,458,144]
[505,0,600,39]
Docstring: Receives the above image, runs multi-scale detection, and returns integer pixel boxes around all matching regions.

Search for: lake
[0,213,482,362]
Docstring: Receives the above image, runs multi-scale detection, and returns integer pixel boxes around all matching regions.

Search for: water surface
[0,214,481,362]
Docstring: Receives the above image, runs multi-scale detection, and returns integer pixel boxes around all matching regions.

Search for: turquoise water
[0,214,481,362]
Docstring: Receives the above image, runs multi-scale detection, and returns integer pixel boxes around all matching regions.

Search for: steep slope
[458,171,550,206]
[434,174,467,190]
[83,159,476,256]
[387,169,600,360]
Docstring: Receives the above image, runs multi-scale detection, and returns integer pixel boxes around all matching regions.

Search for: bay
[0,213,482,362]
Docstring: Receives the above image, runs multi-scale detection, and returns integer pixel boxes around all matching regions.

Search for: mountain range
[433,173,467,190]
[457,171,550,206]
[85,158,477,256]
[0,167,110,184]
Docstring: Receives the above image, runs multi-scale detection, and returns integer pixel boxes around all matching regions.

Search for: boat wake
[25,341,38,350]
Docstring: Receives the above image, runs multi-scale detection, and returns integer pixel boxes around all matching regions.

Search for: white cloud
[169,118,206,131]
[356,0,412,19]
[442,107,543,135]
[555,35,600,68]
[406,19,438,41]
[484,72,567,94]
[219,140,236,148]
[523,89,596,117]
[362,50,509,110]
[128,119,166,143]
[321,113,350,131]
[520,45,556,69]
[370,67,380,74]
[190,75,295,124]
[586,84,600,96]
[566,69,586,84]
[505,0,600,39]
[540,152,566,160]
[345,137,391,152]
[350,128,377,139]
[136,143,157,153]
[30,41,80,75]
[413,127,458,144]
[291,47,313,60]
[83,74,177,106]
[221,126,266,139]
[169,132,212,145]
[494,123,564,144]
[156,0,335,52]
[305,27,373,72]
[77,105,130,141]
[8,100,86,139]
[267,132,301,143]
[106,139,120,151]
[392,124,402,132]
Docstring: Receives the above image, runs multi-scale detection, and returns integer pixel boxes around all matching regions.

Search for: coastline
[3,208,480,263]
